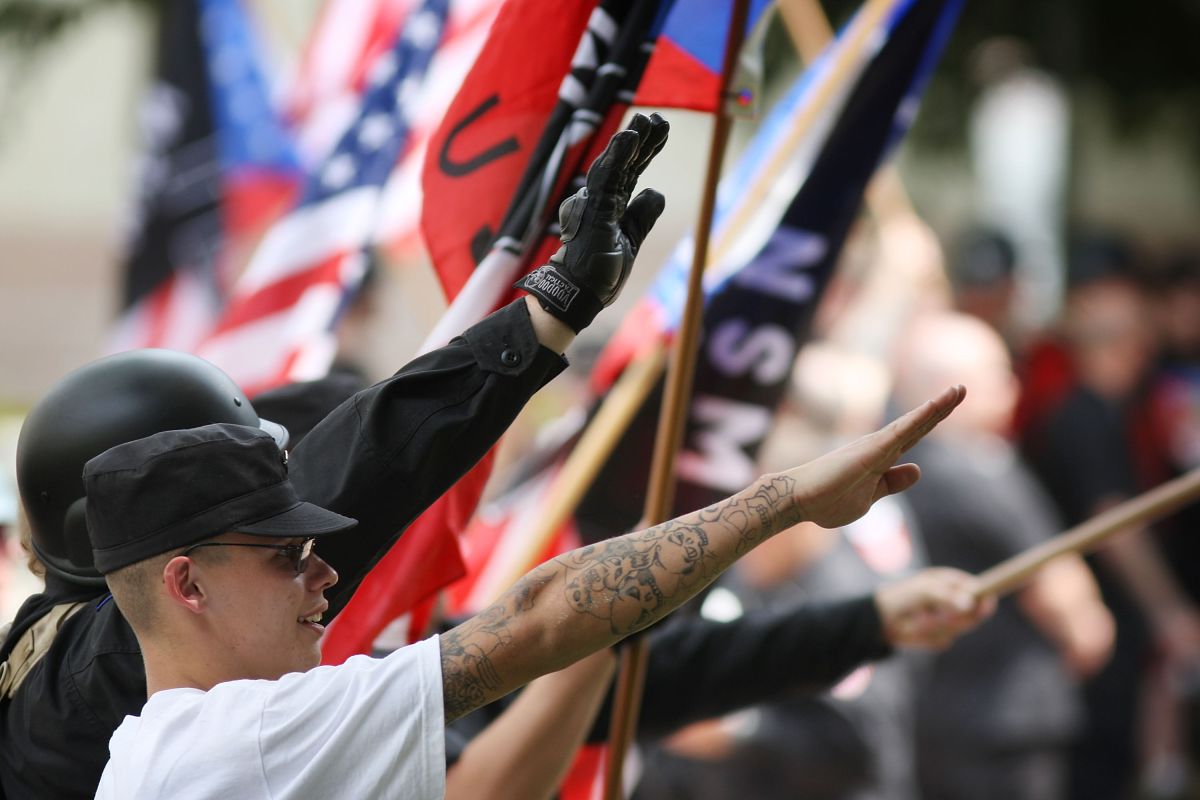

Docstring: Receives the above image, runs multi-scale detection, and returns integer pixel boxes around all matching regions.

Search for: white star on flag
[195,0,449,395]
[321,154,357,189]
[357,113,395,151]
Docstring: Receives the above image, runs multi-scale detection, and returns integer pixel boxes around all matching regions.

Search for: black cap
[84,424,356,574]
[17,348,289,587]
[952,229,1016,289]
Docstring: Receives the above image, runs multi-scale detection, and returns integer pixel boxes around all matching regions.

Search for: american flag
[203,0,302,241]
[196,0,450,396]
[288,0,503,258]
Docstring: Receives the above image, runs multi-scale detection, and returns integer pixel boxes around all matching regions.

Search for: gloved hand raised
[515,112,669,333]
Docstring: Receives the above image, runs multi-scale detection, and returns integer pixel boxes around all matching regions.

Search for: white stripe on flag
[197,278,348,388]
[235,186,380,295]
[300,0,411,116]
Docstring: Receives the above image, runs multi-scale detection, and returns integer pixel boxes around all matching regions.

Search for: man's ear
[163,556,208,614]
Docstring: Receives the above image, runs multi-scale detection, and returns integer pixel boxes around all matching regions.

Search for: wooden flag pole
[778,0,915,221]
[708,0,902,272]
[976,468,1200,598]
[475,341,666,603]
[602,2,753,797]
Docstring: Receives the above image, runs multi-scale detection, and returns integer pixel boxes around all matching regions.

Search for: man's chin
[302,647,324,672]
[267,652,323,680]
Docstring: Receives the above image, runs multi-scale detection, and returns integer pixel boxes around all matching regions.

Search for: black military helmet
[16,349,288,587]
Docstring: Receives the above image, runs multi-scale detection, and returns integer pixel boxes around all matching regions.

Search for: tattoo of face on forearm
[559,473,801,635]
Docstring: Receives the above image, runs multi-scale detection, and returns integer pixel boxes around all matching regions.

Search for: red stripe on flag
[143,275,179,350]
[222,171,301,237]
[207,252,347,336]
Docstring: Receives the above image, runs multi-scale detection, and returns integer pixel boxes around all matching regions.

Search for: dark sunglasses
[182,537,317,576]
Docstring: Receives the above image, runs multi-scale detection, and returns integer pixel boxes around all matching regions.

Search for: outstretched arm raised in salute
[440,384,971,721]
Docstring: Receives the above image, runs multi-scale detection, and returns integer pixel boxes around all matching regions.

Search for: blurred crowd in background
[617,216,1200,800]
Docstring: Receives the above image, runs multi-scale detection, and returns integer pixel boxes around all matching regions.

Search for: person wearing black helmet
[15,348,289,587]
[0,114,670,800]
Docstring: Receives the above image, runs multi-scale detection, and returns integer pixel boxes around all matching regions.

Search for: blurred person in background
[1143,249,1200,604]
[967,37,1070,333]
[1014,231,1140,436]
[629,344,949,800]
[948,227,1024,353]
[1136,248,1200,795]
[0,471,16,622]
[1018,231,1200,800]
[894,310,1114,800]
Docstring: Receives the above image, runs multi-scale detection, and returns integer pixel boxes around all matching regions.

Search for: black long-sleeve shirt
[445,595,890,761]
[0,300,565,800]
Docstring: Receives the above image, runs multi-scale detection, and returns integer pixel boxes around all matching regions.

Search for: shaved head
[894,311,1016,437]
[105,554,172,635]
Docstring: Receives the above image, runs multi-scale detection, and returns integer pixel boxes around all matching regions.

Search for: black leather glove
[515,112,669,333]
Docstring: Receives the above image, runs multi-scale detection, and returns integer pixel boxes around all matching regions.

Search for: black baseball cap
[84,423,357,575]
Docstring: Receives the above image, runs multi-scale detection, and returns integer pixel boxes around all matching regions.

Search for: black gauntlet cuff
[514,265,605,334]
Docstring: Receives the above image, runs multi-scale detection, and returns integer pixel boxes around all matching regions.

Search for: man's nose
[306,553,339,591]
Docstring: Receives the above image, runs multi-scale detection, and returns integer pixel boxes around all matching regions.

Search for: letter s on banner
[734,226,826,302]
[707,319,795,384]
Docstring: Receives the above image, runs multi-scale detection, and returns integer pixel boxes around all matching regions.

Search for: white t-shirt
[96,635,445,799]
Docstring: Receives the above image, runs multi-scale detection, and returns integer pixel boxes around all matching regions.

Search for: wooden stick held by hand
[975,467,1200,598]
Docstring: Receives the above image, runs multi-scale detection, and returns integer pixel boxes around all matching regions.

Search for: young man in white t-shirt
[84,377,985,798]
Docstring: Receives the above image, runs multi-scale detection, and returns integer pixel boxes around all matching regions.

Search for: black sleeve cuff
[587,594,894,742]
[460,299,569,381]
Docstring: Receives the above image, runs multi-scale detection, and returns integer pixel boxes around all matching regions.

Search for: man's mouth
[298,606,328,634]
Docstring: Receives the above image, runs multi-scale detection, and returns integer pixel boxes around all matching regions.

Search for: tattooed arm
[445,649,615,800]
[440,385,967,722]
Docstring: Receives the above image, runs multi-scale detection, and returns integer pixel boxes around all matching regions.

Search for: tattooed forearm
[439,473,804,720]
[440,611,508,721]
[558,472,803,635]
[441,570,556,721]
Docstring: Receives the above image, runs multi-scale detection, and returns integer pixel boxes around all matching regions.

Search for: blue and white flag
[577,0,967,538]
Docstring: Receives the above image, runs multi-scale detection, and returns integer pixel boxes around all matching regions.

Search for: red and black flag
[418,0,669,347]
